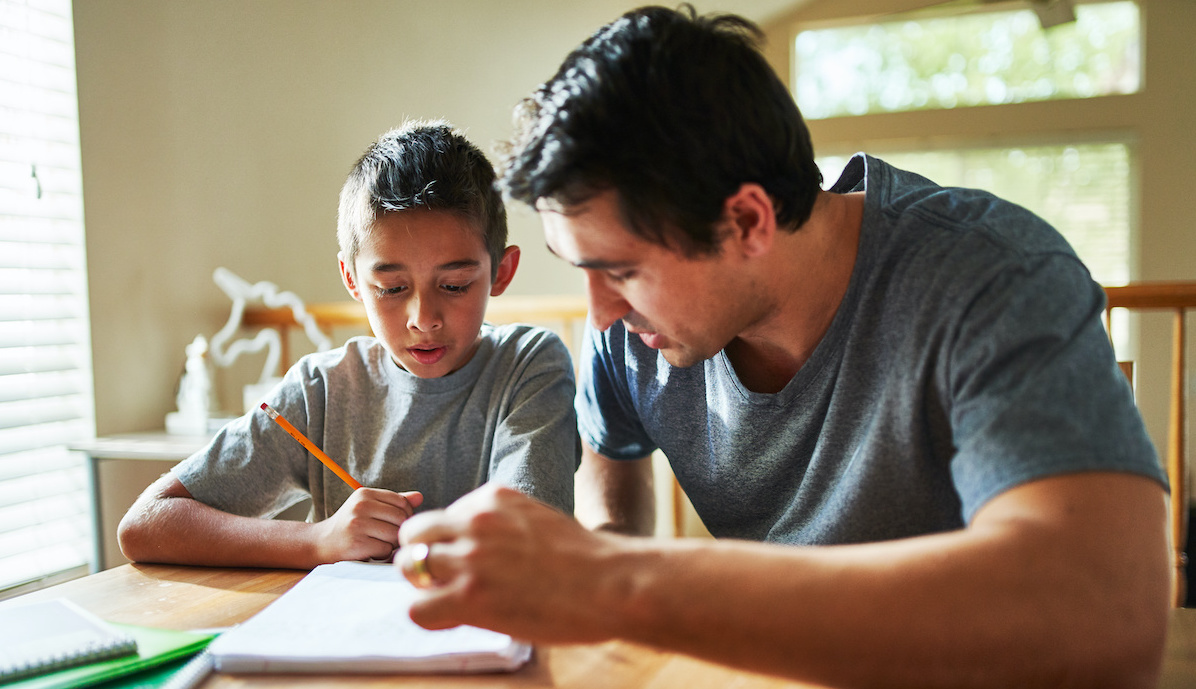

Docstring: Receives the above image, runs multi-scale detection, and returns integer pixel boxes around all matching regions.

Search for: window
[0,0,95,594]
[818,141,1133,286]
[794,1,1140,118]
[793,1,1141,354]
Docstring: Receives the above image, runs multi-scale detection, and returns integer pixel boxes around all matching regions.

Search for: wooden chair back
[1104,281,1196,607]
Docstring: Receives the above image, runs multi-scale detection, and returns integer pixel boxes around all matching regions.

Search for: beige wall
[75,0,802,436]
[75,0,1191,474]
[75,1,573,434]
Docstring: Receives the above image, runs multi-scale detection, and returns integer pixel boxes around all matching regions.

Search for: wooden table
[13,563,1196,688]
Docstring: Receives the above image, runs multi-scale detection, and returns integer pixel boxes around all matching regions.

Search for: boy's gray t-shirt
[577,153,1164,544]
[175,323,580,519]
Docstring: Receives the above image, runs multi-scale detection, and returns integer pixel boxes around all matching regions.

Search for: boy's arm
[574,444,654,535]
[117,473,421,568]
[397,472,1170,688]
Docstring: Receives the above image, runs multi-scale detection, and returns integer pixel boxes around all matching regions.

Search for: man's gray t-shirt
[577,154,1164,544]
[175,323,580,519]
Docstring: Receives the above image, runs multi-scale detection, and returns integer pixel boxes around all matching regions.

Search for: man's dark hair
[499,4,822,256]
[339,120,508,278]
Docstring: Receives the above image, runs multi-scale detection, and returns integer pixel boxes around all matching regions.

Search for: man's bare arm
[574,444,655,535]
[398,472,1169,689]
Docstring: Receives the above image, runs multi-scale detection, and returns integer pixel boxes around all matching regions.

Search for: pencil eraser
[260,402,268,410]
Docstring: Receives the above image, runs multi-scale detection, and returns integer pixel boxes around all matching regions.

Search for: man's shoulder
[862,154,1072,259]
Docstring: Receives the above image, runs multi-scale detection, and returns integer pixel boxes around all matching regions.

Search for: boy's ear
[722,183,776,258]
[339,253,364,302]
[489,246,521,297]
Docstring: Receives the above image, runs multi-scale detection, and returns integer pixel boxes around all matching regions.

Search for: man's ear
[489,246,521,297]
[339,252,364,302]
[722,183,776,258]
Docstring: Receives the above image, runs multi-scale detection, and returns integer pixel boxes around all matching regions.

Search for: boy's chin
[395,361,447,378]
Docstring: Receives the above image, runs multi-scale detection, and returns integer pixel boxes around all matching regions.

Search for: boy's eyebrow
[370,259,483,273]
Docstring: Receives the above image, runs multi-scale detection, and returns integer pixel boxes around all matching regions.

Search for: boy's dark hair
[499,4,822,256]
[338,120,508,277]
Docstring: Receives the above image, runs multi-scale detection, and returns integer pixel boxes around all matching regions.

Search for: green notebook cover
[6,625,215,689]
[89,652,204,689]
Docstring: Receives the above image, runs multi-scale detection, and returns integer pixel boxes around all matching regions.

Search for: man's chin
[630,328,713,368]
[659,346,709,369]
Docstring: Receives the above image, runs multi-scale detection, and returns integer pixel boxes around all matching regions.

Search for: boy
[119,121,579,568]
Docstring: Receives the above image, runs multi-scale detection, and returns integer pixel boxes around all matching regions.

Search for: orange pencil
[259,402,362,490]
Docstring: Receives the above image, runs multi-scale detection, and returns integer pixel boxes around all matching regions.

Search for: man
[395,6,1170,687]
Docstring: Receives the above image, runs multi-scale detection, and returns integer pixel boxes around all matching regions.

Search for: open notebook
[207,561,531,674]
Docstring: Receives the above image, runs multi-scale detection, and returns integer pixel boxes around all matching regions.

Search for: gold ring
[410,542,433,588]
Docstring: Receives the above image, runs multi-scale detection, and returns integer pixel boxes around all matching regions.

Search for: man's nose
[585,272,631,332]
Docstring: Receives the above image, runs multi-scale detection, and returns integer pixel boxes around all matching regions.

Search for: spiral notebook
[3,623,215,689]
[0,598,138,681]
[207,561,532,674]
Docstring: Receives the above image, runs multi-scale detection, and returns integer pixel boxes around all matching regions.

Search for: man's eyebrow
[574,259,636,270]
[543,242,634,270]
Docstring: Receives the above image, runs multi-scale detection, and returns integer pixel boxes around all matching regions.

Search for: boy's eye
[376,285,407,297]
[608,270,635,283]
[441,283,470,294]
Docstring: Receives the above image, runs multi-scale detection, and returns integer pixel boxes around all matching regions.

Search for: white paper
[208,561,531,674]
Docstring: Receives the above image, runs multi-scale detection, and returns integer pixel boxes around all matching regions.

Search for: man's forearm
[599,473,1169,688]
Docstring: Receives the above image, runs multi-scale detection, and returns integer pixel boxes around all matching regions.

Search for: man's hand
[395,484,624,643]
[313,488,423,563]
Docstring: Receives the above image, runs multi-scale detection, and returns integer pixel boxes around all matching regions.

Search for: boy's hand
[313,488,423,563]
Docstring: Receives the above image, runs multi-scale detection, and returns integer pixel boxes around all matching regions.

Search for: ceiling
[710,0,815,23]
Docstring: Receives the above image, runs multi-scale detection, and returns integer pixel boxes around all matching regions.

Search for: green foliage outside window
[795,1,1140,119]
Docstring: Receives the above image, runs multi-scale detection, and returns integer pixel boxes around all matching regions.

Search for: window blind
[0,0,95,592]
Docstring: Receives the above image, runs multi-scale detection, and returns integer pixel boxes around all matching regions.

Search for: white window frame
[0,0,96,598]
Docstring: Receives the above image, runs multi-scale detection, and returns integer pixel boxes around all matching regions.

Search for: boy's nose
[406,295,442,331]
[585,272,631,332]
